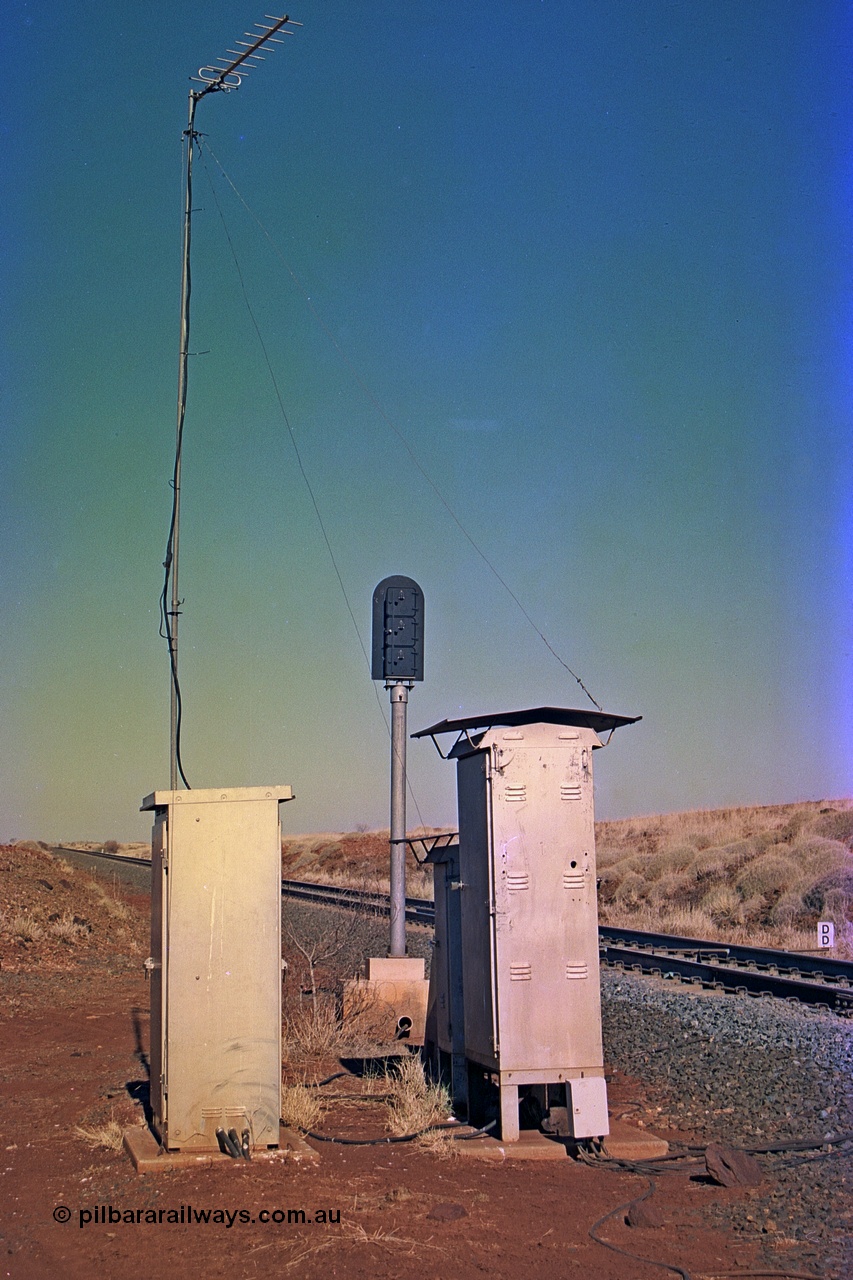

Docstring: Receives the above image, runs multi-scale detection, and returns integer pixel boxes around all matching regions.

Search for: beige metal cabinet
[142,785,293,1151]
[417,707,638,1143]
[456,724,607,1140]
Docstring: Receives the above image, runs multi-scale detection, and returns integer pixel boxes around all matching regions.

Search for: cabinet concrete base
[342,956,429,1045]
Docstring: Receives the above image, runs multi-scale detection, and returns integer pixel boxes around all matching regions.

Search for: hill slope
[281,800,853,953]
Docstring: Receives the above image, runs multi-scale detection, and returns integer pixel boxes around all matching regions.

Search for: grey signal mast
[164,14,301,791]
[372,577,425,958]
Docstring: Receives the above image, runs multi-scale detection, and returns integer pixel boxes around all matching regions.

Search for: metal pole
[164,17,299,791]
[388,681,410,957]
[169,90,199,791]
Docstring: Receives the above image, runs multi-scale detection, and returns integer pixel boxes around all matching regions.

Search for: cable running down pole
[162,13,301,791]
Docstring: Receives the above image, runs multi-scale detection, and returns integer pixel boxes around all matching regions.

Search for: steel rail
[51,847,851,1009]
[51,848,436,924]
[598,923,853,985]
[54,846,151,869]
[279,876,435,925]
[600,945,853,1015]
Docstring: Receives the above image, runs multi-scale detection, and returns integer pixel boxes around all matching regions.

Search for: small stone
[705,1144,763,1188]
[626,1200,665,1229]
[427,1203,468,1223]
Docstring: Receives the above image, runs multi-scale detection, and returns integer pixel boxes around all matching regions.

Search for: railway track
[53,845,853,1014]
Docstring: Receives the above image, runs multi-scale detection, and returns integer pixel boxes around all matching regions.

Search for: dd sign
[817,921,835,949]
[372,576,424,683]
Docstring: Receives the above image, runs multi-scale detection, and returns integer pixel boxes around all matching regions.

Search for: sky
[2,0,851,842]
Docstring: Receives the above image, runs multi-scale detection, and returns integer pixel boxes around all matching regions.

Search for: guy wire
[201,139,603,712]
[198,145,429,828]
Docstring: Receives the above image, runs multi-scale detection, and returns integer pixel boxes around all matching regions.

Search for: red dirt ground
[0,845,807,1280]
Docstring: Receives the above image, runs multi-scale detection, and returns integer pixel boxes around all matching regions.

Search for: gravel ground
[279,902,853,1273]
[601,969,853,1278]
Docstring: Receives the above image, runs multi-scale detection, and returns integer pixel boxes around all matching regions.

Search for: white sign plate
[817,921,835,949]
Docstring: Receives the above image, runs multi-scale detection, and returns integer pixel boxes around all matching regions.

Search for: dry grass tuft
[91,882,131,920]
[340,1222,447,1256]
[49,913,89,944]
[383,1054,452,1138]
[414,1126,461,1160]
[283,1001,343,1060]
[280,1082,324,1133]
[6,912,45,943]
[74,1119,126,1151]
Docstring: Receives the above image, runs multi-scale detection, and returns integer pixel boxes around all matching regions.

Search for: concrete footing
[602,1118,670,1160]
[123,1124,318,1173]
[342,956,430,1045]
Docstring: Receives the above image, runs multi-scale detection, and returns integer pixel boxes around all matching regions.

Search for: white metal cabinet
[454,723,608,1139]
[417,709,639,1142]
[142,786,293,1151]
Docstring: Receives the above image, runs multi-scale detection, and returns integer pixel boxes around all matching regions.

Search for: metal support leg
[499,1081,519,1143]
[451,1052,469,1120]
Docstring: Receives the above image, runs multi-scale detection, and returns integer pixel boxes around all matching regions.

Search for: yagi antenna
[191,13,302,94]
[161,13,301,791]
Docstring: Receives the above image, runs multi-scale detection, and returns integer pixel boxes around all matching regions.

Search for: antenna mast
[163,13,301,790]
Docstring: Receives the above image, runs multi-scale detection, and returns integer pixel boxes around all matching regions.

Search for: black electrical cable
[159,472,191,791]
[302,1120,496,1146]
[579,1132,836,1280]
[582,1129,853,1175]
[587,1177,693,1280]
[585,1148,850,1179]
[694,1272,822,1278]
[157,125,196,792]
[587,1177,818,1280]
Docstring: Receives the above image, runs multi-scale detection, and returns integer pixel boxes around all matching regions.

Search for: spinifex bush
[698,884,743,925]
[644,846,698,880]
[596,799,852,950]
[734,852,801,902]
[49,913,89,944]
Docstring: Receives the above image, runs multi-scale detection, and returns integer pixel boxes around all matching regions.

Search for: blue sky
[2,1,851,840]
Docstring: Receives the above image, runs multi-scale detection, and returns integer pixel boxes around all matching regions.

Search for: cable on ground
[301,1119,496,1146]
